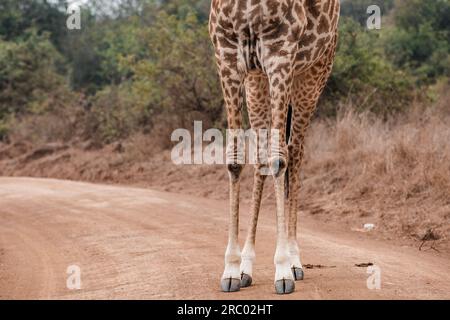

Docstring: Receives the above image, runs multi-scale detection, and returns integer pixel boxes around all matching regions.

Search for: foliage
[81,5,222,142]
[384,0,450,82]
[321,18,414,117]
[128,9,222,124]
[0,0,448,143]
[0,0,67,48]
[0,30,72,139]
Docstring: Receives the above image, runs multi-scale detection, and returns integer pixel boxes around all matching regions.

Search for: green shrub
[320,18,415,117]
[383,0,450,83]
[0,30,72,140]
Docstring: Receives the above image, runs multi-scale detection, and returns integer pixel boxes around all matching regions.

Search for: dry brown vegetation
[1,96,449,251]
[302,101,450,247]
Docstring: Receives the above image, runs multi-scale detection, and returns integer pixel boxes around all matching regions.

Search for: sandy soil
[1,177,449,300]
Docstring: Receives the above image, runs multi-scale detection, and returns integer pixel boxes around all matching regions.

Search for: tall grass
[302,98,450,242]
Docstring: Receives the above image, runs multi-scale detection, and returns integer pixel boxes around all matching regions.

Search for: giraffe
[209,0,340,294]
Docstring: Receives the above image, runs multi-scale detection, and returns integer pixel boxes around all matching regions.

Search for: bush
[0,0,448,145]
[0,30,72,140]
[384,0,450,83]
[122,9,223,127]
[319,18,415,117]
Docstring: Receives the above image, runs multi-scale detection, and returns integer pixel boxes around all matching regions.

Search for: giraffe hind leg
[240,74,270,288]
[287,42,338,281]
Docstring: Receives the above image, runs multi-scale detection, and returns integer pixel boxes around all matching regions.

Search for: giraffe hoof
[292,267,304,280]
[240,273,252,287]
[275,279,295,294]
[221,278,241,292]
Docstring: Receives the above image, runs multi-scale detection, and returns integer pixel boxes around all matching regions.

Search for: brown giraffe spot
[297,50,311,62]
[317,15,330,34]
[266,0,280,16]
[306,18,315,31]
[287,25,302,42]
[272,78,280,87]
[267,41,285,56]
[323,0,331,13]
[306,0,321,18]
[264,22,289,41]
[218,35,236,49]
[221,68,232,78]
[223,52,237,65]
[218,17,233,31]
[301,33,317,47]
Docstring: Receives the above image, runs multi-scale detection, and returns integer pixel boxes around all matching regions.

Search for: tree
[384,0,450,82]
[0,30,72,139]
[0,0,67,48]
[320,18,414,117]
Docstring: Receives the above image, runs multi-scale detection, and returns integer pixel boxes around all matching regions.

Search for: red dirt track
[0,177,449,299]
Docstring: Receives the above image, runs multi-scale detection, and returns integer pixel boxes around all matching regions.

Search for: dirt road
[0,177,449,299]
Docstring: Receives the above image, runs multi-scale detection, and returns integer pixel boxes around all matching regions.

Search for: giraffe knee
[227,164,244,182]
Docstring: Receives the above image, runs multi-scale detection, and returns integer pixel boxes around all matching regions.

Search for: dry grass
[302,102,450,245]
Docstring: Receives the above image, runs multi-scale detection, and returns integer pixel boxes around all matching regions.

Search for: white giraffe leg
[221,164,243,292]
[273,172,295,294]
[240,242,255,286]
[289,239,304,280]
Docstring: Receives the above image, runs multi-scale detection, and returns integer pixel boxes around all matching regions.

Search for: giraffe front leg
[217,63,245,292]
[221,131,245,292]
[269,78,296,295]
[263,41,299,293]
[220,127,246,292]
[273,172,296,294]
[288,145,304,280]
[221,145,245,293]
[221,164,243,292]
[240,75,271,288]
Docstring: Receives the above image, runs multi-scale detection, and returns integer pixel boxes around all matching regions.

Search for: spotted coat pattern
[209,0,340,294]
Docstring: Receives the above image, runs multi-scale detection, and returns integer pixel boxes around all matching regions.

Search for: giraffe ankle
[227,163,244,182]
[269,157,287,178]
